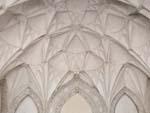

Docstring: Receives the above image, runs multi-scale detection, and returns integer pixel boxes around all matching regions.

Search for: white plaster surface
[0,0,149,113]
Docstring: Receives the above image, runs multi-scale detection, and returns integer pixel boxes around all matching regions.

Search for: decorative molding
[48,76,107,113]
[9,87,43,113]
[111,87,145,113]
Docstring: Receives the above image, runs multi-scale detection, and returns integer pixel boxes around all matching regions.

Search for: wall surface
[0,0,150,113]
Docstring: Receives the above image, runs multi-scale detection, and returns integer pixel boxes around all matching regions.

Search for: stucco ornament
[48,75,107,113]
[0,0,150,113]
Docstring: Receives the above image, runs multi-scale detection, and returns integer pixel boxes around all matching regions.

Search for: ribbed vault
[0,0,150,113]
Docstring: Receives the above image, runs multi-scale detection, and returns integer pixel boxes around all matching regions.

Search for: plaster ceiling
[0,0,150,113]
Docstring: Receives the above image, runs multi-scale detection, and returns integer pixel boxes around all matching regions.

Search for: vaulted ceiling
[0,0,150,113]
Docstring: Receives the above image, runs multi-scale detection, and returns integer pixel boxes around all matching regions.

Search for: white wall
[61,94,92,113]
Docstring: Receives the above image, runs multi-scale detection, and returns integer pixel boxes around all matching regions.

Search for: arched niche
[115,95,138,113]
[61,94,92,113]
[48,77,107,113]
[15,96,38,113]
[10,88,43,113]
[111,87,145,113]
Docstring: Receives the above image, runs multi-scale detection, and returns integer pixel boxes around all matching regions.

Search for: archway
[48,76,107,113]
[115,95,138,113]
[15,96,38,113]
[10,87,43,113]
[111,87,145,113]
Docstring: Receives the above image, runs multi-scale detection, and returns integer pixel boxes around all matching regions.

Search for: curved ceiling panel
[0,0,150,113]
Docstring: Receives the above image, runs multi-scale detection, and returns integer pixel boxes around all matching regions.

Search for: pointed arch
[111,62,149,95]
[15,96,38,113]
[48,76,107,113]
[10,87,43,113]
[115,94,138,113]
[111,87,145,113]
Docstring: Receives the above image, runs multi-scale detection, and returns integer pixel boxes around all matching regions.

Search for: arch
[9,87,43,113]
[111,62,149,94]
[0,35,46,79]
[81,27,150,77]
[48,76,107,113]
[115,94,138,113]
[111,87,145,113]
[15,96,38,113]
